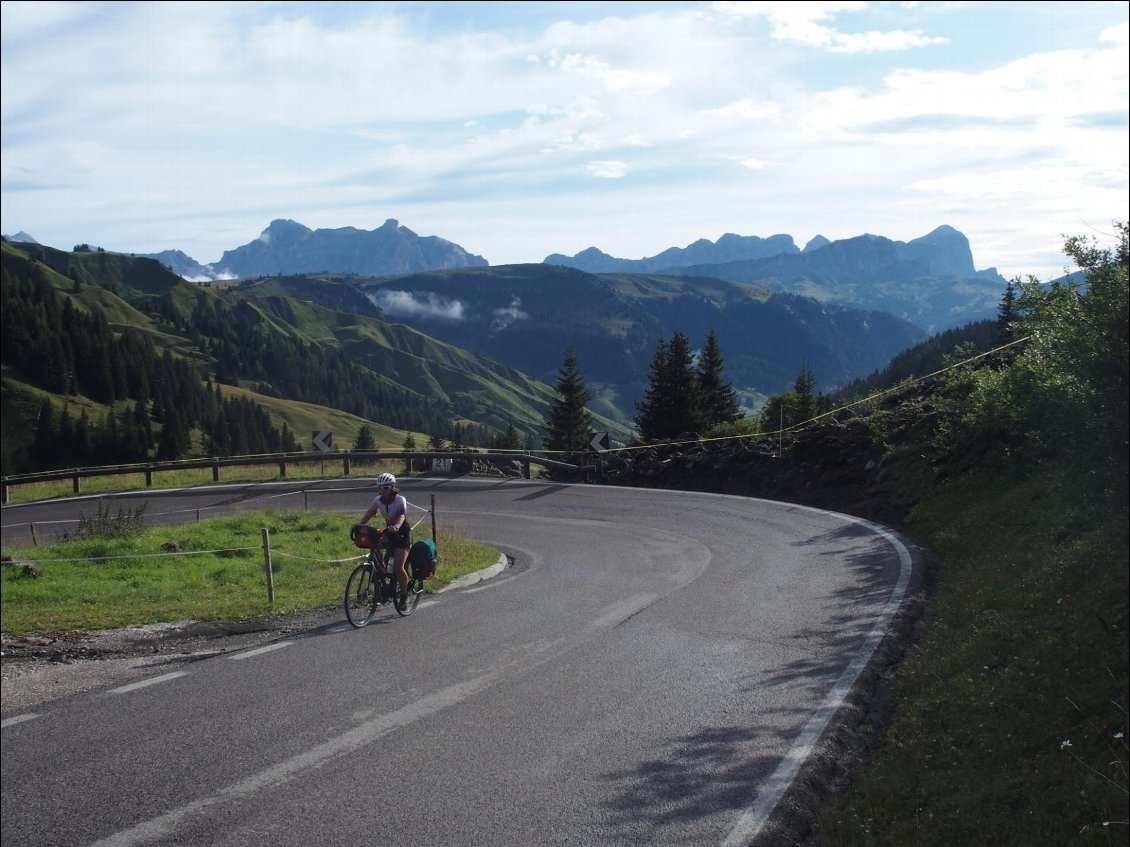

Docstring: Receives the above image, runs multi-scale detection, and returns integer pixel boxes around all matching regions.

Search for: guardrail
[0,450,582,504]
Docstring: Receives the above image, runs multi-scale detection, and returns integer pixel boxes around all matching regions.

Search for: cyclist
[358,472,413,610]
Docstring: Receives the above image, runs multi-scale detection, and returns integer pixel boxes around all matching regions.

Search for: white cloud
[587,160,628,178]
[1,2,1126,282]
[372,290,466,322]
[1101,20,1129,44]
[712,1,948,53]
[491,298,530,332]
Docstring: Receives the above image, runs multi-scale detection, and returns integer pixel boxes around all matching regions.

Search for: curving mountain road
[1,477,924,846]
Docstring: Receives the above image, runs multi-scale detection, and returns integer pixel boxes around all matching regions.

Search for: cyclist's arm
[359,498,379,524]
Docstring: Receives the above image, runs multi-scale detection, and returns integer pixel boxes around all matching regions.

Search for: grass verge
[0,509,499,635]
[815,458,1129,844]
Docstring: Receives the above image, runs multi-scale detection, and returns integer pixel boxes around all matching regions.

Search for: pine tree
[997,280,1018,344]
[634,335,671,441]
[793,365,817,425]
[354,425,376,451]
[635,331,699,440]
[33,399,57,466]
[696,329,741,430]
[544,343,593,454]
[757,392,795,434]
[496,421,522,451]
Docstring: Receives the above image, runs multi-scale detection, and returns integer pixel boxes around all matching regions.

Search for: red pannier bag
[350,524,381,549]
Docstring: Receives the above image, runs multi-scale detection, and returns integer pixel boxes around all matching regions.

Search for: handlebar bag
[350,524,381,549]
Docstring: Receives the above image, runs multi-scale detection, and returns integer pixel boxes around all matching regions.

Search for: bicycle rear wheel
[345,563,379,628]
[396,582,422,617]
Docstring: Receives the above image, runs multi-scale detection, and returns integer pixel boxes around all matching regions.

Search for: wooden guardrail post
[261,528,275,604]
[431,494,437,542]
[145,466,153,487]
[73,472,81,494]
[343,456,351,475]
[212,462,220,482]
[279,459,287,478]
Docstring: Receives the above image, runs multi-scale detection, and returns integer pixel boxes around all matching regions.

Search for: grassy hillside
[812,456,1127,845]
[1,240,631,471]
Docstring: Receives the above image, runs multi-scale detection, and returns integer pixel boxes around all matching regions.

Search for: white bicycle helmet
[375,472,397,487]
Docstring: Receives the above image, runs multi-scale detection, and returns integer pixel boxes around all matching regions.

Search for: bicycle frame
[344,538,424,627]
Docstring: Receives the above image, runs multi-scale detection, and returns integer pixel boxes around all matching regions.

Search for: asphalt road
[1,477,924,846]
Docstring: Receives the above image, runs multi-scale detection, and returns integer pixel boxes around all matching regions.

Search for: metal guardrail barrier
[0,450,582,504]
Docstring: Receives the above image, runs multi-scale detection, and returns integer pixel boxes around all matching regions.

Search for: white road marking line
[109,671,189,694]
[721,514,914,847]
[1,713,42,729]
[227,642,293,660]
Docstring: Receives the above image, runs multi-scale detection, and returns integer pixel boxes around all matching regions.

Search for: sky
[2,1,1127,282]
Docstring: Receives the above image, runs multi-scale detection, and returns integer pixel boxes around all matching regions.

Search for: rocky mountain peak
[213,219,487,278]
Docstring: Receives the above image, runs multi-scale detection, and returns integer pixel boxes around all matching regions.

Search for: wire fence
[1,490,436,564]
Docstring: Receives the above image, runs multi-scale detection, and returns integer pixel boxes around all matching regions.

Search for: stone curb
[436,553,507,593]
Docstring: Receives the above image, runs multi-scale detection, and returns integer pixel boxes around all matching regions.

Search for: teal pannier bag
[408,538,438,580]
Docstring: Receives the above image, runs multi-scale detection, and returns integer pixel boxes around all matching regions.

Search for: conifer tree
[635,331,699,440]
[354,425,376,451]
[996,280,1018,344]
[696,329,741,430]
[544,343,593,454]
[33,399,56,466]
[495,421,522,451]
[793,364,817,425]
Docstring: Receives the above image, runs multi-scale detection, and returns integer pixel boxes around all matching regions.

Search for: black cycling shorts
[384,523,413,551]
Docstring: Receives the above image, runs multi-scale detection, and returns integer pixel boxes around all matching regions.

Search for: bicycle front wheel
[345,563,379,628]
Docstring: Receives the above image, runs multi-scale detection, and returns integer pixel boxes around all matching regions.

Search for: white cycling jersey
[370,493,407,526]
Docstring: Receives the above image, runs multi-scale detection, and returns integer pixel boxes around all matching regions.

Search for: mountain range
[6,219,1006,335]
[2,218,1010,436]
[238,264,927,425]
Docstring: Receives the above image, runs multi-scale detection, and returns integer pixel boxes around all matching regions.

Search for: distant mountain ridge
[8,219,1007,333]
[546,225,1006,332]
[543,232,812,273]
[672,226,1006,333]
[209,218,487,278]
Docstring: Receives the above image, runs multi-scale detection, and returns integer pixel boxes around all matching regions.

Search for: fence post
[431,494,437,543]
[261,528,275,604]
